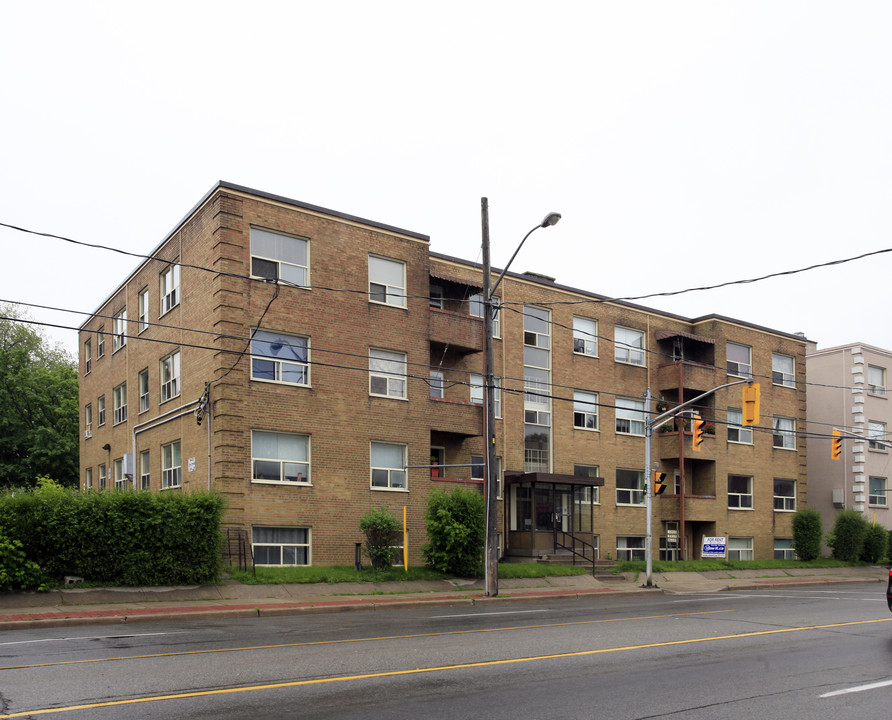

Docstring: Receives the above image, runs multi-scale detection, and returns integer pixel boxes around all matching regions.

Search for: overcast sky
[3,1,891,358]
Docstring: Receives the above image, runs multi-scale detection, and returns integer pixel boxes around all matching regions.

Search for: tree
[359,507,401,569]
[0,306,79,488]
[423,487,485,577]
[827,509,869,562]
[791,507,823,561]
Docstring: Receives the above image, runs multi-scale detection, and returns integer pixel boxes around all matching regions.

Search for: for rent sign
[702,536,727,558]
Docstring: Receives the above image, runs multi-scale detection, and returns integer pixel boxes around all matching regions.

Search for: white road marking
[0,631,187,646]
[821,679,892,698]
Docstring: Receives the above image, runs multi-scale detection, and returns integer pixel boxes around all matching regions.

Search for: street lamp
[481,198,562,597]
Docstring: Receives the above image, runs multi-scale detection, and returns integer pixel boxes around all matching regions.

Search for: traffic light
[831,429,842,460]
[692,413,705,452]
[653,472,667,496]
[742,383,760,426]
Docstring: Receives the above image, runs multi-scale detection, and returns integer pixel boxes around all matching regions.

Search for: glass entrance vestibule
[504,472,604,560]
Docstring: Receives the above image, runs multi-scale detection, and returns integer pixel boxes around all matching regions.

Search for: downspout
[677,360,687,560]
[131,398,202,488]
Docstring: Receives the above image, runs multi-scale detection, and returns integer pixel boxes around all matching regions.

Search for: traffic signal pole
[643,378,758,588]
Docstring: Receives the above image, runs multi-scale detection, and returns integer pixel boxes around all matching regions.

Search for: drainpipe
[131,399,201,489]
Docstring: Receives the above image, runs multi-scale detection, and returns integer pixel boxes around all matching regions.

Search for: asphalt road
[1,584,890,719]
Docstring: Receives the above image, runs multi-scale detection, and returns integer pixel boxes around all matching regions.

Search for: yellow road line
[4,617,890,717]
[0,610,731,671]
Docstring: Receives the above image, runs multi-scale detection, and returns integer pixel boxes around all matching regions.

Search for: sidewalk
[0,566,884,630]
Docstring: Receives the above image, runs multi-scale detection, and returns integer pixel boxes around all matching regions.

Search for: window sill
[371,486,409,492]
[728,506,754,511]
[369,394,409,401]
[773,508,796,513]
[252,480,312,487]
[251,378,311,389]
[573,351,599,359]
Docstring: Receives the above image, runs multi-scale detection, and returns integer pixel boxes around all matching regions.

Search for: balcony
[657,429,716,460]
[429,309,483,354]
[682,495,720,522]
[657,361,721,395]
[428,397,483,437]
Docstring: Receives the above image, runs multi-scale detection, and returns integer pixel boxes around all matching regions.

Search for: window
[161,441,181,489]
[615,397,645,436]
[868,365,886,397]
[772,353,794,387]
[617,536,645,561]
[574,464,600,504]
[138,288,149,332]
[160,351,181,403]
[774,538,795,560]
[469,294,500,337]
[370,441,406,490]
[728,475,753,509]
[85,467,93,491]
[429,285,443,309]
[84,404,93,437]
[84,339,92,375]
[471,454,484,480]
[573,317,597,356]
[98,463,106,490]
[869,421,887,451]
[97,328,105,358]
[614,326,645,365]
[728,537,753,561]
[727,409,752,444]
[252,430,310,484]
[139,369,149,413]
[774,478,796,511]
[772,416,795,449]
[251,330,309,385]
[253,526,310,566]
[112,308,127,351]
[251,228,309,286]
[113,383,127,425]
[140,450,150,490]
[160,263,180,314]
[869,476,887,506]
[369,349,406,398]
[113,457,125,490]
[97,395,106,426]
[470,373,501,417]
[429,370,444,399]
[368,255,406,307]
[727,342,752,378]
[573,391,598,430]
[616,468,644,506]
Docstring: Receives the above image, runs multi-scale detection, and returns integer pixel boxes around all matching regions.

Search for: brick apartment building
[806,342,892,546]
[78,181,809,566]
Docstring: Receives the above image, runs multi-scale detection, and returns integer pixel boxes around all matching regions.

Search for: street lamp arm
[489,213,561,298]
[648,378,754,432]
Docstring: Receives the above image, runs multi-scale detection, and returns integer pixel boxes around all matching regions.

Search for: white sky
[3,1,891,357]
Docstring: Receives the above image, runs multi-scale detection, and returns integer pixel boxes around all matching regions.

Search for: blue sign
[702,536,727,558]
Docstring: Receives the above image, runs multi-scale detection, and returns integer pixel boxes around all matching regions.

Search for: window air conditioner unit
[832,488,845,507]
[84,429,92,439]
[122,453,134,478]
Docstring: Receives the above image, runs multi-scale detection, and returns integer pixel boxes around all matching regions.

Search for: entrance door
[554,487,571,533]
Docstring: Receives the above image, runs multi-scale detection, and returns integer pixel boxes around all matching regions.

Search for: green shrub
[861,524,888,564]
[359,507,401,570]
[827,509,869,562]
[422,487,485,577]
[791,507,823,561]
[0,534,46,591]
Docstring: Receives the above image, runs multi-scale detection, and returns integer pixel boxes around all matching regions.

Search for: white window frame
[772,416,795,450]
[868,420,887,451]
[616,468,644,506]
[616,536,645,561]
[112,309,127,352]
[97,328,105,358]
[251,330,310,386]
[771,353,794,387]
[368,255,406,307]
[774,538,795,560]
[470,294,500,337]
[869,476,887,507]
[727,342,752,378]
[370,441,407,490]
[84,339,92,375]
[573,317,598,357]
[369,349,407,399]
[113,382,127,425]
[85,467,93,491]
[97,395,106,427]
[98,463,106,490]
[252,526,311,566]
[574,464,600,504]
[773,478,796,511]
[614,326,645,366]
[615,397,645,436]
[160,350,181,404]
[573,391,598,430]
[84,404,93,437]
[140,450,150,490]
[868,365,887,397]
[250,228,309,287]
[728,474,753,509]
[160,263,180,315]
[470,373,501,417]
[139,368,149,413]
[728,537,754,561]
[251,430,311,485]
[161,441,181,489]
[727,408,753,444]
[429,370,444,399]
[138,287,149,332]
[113,457,125,490]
